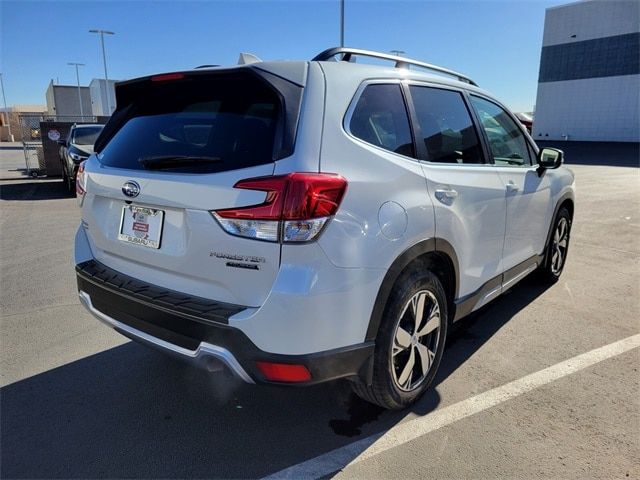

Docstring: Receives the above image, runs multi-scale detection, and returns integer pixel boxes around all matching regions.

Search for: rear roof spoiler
[93,67,304,158]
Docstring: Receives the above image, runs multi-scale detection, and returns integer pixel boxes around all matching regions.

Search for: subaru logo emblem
[122,181,141,198]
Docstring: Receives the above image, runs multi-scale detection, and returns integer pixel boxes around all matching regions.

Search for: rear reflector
[255,361,312,383]
[151,73,186,82]
[212,173,347,243]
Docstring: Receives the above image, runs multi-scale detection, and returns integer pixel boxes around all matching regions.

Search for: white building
[533,0,639,142]
[89,78,117,116]
[45,79,117,118]
[45,81,92,118]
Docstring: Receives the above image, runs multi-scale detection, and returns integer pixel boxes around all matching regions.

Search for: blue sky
[2,0,566,112]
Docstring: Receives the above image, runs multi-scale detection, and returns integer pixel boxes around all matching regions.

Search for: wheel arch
[542,192,574,267]
[364,238,459,342]
[559,197,574,221]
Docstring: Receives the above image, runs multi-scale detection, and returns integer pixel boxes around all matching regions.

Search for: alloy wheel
[391,290,441,392]
[551,217,569,275]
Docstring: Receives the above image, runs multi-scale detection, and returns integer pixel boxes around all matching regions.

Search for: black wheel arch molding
[364,237,459,342]
[543,191,575,267]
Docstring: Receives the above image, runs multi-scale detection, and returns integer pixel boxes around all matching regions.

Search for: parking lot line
[264,333,640,480]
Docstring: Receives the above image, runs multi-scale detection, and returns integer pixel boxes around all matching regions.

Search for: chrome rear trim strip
[79,290,254,384]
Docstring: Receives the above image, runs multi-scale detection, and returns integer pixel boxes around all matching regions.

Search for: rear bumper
[78,290,255,382]
[76,260,374,385]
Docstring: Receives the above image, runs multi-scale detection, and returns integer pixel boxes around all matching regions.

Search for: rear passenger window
[349,84,415,158]
[409,86,484,164]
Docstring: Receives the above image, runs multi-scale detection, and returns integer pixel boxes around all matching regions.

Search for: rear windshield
[97,74,280,173]
[73,126,103,146]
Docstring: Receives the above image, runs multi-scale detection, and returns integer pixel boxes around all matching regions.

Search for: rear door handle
[506,181,519,193]
[435,187,458,203]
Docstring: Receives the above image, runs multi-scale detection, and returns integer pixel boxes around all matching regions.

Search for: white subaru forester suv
[75,48,575,409]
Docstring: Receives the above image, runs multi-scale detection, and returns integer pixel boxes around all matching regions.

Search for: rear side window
[73,126,103,146]
[409,86,484,164]
[98,74,280,173]
[349,84,415,158]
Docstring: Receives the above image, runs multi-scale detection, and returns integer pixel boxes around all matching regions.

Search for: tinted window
[98,75,280,173]
[349,84,414,158]
[409,86,483,164]
[470,96,532,167]
[73,126,103,146]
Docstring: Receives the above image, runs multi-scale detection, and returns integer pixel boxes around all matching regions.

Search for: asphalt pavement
[1,143,638,479]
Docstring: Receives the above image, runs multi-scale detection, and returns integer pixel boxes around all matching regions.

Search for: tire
[352,268,448,410]
[65,166,76,197]
[538,207,571,283]
[68,176,76,197]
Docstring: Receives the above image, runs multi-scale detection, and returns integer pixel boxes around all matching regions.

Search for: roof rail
[312,47,477,86]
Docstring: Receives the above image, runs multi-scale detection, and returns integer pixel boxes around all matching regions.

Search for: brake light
[76,161,87,196]
[151,72,185,82]
[212,173,347,243]
[255,361,311,383]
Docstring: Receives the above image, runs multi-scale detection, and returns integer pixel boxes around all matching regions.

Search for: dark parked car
[58,124,103,194]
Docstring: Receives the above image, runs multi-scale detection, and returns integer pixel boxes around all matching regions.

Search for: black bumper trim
[76,260,374,385]
[76,260,244,325]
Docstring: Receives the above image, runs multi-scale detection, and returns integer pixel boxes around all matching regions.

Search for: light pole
[67,62,85,118]
[340,0,345,47]
[89,29,115,115]
[0,73,13,141]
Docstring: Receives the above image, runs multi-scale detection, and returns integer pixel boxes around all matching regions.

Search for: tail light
[212,173,347,243]
[76,161,87,196]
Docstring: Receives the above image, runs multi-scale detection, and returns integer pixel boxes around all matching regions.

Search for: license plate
[118,205,164,249]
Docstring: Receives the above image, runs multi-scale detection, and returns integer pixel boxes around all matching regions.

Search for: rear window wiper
[138,155,221,170]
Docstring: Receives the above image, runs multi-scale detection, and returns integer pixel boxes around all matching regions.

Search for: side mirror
[57,139,67,146]
[537,147,563,175]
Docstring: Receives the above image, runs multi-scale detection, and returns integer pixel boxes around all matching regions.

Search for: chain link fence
[18,114,105,177]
